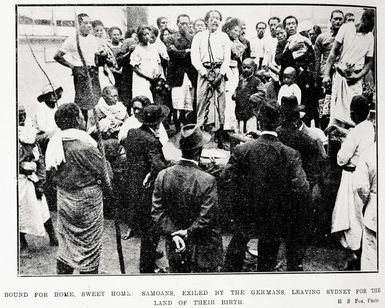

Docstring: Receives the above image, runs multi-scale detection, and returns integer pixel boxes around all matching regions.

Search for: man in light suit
[222,101,310,272]
[152,124,223,272]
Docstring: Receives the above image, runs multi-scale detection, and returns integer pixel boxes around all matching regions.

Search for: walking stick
[74,12,125,274]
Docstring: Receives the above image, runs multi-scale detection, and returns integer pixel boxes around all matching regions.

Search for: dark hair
[150,25,159,38]
[131,95,152,108]
[194,18,205,26]
[92,20,104,29]
[177,14,190,24]
[181,147,202,160]
[275,23,284,30]
[77,13,89,25]
[344,12,355,22]
[268,16,281,25]
[362,8,375,22]
[54,103,81,130]
[283,15,298,28]
[160,28,172,43]
[351,95,370,122]
[330,9,344,19]
[311,25,322,36]
[156,16,168,28]
[137,25,152,44]
[256,21,267,30]
[125,27,137,39]
[108,26,122,38]
[204,10,222,23]
[222,18,241,35]
[102,85,117,96]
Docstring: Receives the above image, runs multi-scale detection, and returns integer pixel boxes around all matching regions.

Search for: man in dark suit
[152,124,223,272]
[276,96,321,269]
[222,102,310,272]
[165,14,198,129]
[123,104,170,273]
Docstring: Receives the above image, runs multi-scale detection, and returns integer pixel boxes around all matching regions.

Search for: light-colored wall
[18,38,75,118]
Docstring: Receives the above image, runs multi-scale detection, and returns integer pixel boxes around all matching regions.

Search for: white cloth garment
[45,128,98,171]
[59,33,99,67]
[331,120,374,250]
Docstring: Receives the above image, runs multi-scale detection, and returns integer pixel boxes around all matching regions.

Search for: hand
[322,76,332,89]
[35,186,44,200]
[143,173,152,189]
[185,48,191,53]
[324,124,337,135]
[212,73,223,88]
[171,235,186,253]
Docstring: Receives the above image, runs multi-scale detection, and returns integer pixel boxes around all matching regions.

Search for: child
[278,66,302,106]
[233,58,266,134]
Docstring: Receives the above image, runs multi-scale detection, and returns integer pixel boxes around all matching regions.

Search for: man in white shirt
[264,17,280,71]
[323,9,374,127]
[250,21,268,69]
[54,13,103,123]
[191,9,230,147]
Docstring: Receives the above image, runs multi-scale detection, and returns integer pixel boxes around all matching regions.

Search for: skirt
[57,185,104,272]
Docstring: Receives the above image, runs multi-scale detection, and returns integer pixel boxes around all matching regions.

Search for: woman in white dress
[18,107,58,253]
[326,95,374,270]
[130,26,161,103]
[222,18,245,132]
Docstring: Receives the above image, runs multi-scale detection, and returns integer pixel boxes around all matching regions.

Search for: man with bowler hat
[152,124,223,272]
[222,101,310,272]
[123,104,170,273]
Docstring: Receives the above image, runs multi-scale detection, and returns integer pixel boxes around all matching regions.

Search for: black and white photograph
[3,0,385,306]
[15,2,379,278]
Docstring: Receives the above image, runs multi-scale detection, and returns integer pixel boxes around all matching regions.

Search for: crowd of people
[18,7,377,274]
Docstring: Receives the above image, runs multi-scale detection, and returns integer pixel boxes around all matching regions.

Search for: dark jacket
[277,122,321,186]
[222,134,310,237]
[234,74,266,121]
[124,126,168,228]
[165,31,197,88]
[152,160,223,271]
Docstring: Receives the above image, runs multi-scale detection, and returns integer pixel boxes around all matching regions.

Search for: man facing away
[152,124,223,273]
[222,102,310,272]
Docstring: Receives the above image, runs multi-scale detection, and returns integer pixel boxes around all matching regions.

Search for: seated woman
[89,85,128,140]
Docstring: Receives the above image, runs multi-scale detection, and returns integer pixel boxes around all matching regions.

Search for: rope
[22,26,59,105]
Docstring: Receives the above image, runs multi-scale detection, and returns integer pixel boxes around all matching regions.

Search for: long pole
[74,11,125,274]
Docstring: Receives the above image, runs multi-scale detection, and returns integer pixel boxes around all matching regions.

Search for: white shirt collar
[261,131,278,137]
